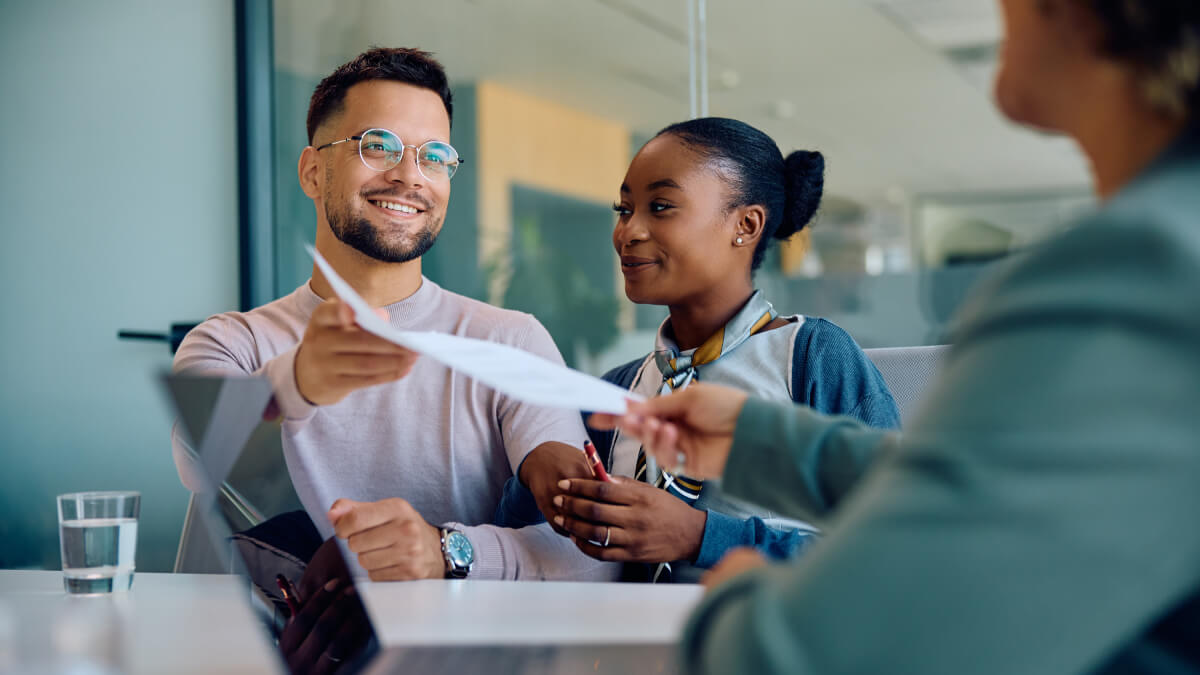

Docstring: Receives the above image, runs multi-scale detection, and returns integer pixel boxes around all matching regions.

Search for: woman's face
[612,135,747,307]
[994,0,1093,130]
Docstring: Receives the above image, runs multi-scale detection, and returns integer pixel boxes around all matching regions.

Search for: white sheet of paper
[307,244,640,414]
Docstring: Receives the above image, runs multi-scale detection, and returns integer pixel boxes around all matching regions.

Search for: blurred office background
[0,0,1093,573]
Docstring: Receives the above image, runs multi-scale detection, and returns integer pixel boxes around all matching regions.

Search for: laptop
[162,372,689,675]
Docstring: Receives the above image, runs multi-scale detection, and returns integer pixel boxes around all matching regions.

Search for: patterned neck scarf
[633,291,777,581]
[653,291,778,395]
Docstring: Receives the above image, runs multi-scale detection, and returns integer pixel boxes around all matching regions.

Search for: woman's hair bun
[777,150,825,240]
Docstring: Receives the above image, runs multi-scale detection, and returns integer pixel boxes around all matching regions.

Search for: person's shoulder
[791,316,864,359]
[435,286,549,344]
[784,315,898,426]
[205,286,311,335]
[954,186,1200,342]
[176,285,312,364]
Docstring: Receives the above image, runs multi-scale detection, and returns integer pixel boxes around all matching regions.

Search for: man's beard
[326,201,440,264]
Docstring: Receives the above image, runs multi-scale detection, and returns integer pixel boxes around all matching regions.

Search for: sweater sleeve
[493,316,589,475]
[443,520,621,581]
[170,313,317,491]
[693,511,816,568]
[682,214,1200,675]
[792,318,900,430]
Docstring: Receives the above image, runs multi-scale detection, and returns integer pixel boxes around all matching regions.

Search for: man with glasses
[172,47,613,582]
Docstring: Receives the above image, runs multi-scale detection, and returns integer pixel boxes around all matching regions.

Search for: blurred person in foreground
[591,1,1200,673]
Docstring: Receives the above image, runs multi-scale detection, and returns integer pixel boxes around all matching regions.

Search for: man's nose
[383,149,424,187]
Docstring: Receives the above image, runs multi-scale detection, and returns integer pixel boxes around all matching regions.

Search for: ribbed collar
[1121,118,1200,194]
[296,275,443,327]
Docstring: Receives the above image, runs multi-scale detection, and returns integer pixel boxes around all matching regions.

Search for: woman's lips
[620,256,658,277]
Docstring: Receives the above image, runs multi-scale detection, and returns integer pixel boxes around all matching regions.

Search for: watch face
[445,531,473,568]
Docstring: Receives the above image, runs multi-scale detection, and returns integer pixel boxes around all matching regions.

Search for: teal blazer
[684,122,1200,675]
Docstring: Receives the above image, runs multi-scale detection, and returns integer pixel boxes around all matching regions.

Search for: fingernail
[552,495,563,507]
[324,578,341,592]
[553,515,564,527]
[557,480,570,490]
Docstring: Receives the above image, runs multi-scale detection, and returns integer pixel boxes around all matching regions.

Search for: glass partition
[270,0,1094,372]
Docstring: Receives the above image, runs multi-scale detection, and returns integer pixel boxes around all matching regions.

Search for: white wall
[0,1,239,572]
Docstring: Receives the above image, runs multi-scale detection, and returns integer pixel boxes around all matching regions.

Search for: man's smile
[369,198,425,216]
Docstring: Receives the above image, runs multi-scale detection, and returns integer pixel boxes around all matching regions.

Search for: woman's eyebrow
[646,178,682,191]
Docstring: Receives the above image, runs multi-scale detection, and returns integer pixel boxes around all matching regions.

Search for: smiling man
[172,48,614,582]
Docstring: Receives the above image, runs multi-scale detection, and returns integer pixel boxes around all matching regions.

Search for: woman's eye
[611,203,631,216]
[650,201,672,213]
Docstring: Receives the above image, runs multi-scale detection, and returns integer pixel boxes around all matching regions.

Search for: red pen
[276,574,300,617]
[583,440,612,482]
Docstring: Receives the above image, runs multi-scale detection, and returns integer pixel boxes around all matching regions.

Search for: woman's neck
[667,287,756,351]
[1068,82,1188,200]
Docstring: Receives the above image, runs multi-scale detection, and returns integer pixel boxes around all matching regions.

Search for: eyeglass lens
[358,129,460,180]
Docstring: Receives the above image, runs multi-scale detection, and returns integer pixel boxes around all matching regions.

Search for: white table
[0,571,705,674]
[0,570,277,674]
[358,580,704,674]
[359,579,703,646]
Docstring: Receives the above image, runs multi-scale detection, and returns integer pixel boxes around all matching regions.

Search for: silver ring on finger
[603,526,612,547]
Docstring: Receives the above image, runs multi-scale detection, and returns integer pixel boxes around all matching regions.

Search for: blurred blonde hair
[1085,0,1200,119]
[1141,31,1200,119]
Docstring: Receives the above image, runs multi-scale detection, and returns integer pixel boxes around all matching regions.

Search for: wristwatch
[440,528,474,579]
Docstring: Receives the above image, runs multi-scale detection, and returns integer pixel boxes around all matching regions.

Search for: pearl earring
[736,237,744,245]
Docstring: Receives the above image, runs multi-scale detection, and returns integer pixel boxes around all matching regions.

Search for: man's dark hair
[306,47,453,143]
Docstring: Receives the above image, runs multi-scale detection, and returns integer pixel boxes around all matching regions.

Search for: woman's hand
[552,476,707,563]
[518,442,595,534]
[279,577,363,675]
[280,538,371,674]
[700,547,768,590]
[589,383,749,480]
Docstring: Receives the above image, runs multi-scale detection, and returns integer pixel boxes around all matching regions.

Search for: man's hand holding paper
[307,244,640,415]
[295,299,419,406]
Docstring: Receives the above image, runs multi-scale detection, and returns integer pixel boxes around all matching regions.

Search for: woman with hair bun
[500,117,899,583]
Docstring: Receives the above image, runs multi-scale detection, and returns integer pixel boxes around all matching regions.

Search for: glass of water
[57,492,140,594]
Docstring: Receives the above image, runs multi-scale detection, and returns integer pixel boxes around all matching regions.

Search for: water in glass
[59,517,138,593]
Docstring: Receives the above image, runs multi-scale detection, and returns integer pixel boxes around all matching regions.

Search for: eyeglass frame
[314,127,466,181]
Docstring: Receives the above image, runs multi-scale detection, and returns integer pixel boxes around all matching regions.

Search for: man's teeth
[374,200,419,214]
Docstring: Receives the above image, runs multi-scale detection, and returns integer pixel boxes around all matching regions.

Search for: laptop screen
[164,373,380,674]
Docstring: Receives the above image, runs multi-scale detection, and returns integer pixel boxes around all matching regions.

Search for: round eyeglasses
[315,128,464,181]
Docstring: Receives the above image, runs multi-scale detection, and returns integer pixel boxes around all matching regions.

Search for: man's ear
[734,204,767,247]
[298,146,321,199]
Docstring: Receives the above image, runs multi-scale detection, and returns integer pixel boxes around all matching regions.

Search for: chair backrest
[864,345,950,426]
[172,409,303,573]
[174,493,230,573]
